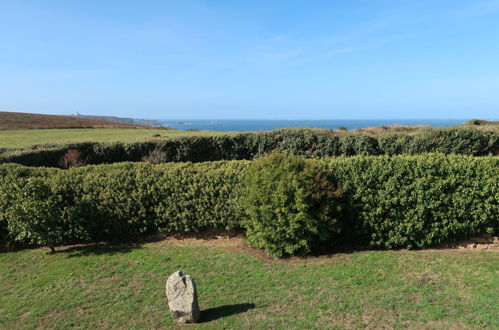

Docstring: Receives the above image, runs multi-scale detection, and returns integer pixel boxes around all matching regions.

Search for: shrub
[241,153,342,257]
[3,178,86,253]
[339,134,381,156]
[327,154,499,249]
[58,148,87,169]
[407,128,496,156]
[0,164,56,250]
[142,149,168,164]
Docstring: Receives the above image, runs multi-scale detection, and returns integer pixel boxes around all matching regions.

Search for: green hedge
[1,127,497,168]
[0,161,249,249]
[327,155,499,249]
[1,154,498,255]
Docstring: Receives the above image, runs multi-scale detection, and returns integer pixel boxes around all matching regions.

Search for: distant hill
[0,111,169,130]
[73,114,163,127]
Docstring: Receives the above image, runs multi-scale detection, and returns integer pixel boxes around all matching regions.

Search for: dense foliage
[3,178,87,252]
[241,153,341,257]
[327,155,499,249]
[0,161,247,250]
[0,127,497,168]
[1,154,497,256]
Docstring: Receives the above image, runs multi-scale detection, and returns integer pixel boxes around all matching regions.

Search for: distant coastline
[157,119,470,132]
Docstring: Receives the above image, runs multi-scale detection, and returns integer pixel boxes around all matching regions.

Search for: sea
[157,119,468,132]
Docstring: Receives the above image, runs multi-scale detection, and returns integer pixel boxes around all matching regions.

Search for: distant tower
[73,112,80,116]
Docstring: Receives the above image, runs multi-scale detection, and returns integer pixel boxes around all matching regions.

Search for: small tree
[6,178,65,253]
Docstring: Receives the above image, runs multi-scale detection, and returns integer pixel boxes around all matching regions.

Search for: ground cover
[0,111,161,130]
[0,128,232,148]
[1,238,497,329]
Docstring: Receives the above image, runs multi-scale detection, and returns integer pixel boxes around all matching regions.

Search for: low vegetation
[1,127,497,168]
[0,111,167,130]
[0,240,497,328]
[465,119,499,126]
[1,154,497,256]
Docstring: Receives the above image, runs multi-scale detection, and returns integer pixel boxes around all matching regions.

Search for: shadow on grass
[55,243,142,258]
[201,303,255,322]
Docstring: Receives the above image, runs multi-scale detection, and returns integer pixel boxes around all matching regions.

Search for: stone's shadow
[55,243,142,258]
[201,303,256,322]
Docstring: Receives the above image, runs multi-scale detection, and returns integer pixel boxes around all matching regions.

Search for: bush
[0,164,56,250]
[327,154,499,249]
[407,128,497,156]
[58,148,87,169]
[3,178,86,252]
[241,153,342,257]
[142,149,168,164]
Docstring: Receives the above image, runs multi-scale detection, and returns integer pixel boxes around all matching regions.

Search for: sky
[0,0,498,120]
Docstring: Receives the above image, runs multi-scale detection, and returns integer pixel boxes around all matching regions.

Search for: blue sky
[0,0,498,119]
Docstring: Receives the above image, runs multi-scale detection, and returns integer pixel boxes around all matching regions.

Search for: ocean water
[158,119,467,132]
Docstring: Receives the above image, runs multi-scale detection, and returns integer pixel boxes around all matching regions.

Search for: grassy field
[0,128,232,148]
[1,238,497,329]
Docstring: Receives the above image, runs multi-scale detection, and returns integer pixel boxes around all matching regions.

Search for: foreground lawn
[0,128,233,148]
[1,239,497,329]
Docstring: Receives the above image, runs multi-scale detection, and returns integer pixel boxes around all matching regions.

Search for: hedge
[0,161,249,249]
[1,127,497,168]
[1,154,498,255]
[326,155,499,249]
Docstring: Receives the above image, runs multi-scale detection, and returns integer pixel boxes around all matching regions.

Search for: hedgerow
[0,154,497,256]
[327,154,499,249]
[0,127,497,168]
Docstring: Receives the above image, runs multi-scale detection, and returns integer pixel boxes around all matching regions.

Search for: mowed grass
[0,128,234,148]
[1,239,497,329]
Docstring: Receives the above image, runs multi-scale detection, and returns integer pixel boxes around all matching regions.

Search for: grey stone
[165,271,200,323]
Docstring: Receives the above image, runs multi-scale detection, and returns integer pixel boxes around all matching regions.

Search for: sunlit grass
[1,239,497,329]
[0,128,235,148]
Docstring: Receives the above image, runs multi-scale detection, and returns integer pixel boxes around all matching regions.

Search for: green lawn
[0,128,233,148]
[1,239,497,329]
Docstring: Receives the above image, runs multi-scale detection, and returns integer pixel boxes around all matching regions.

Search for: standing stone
[165,271,200,323]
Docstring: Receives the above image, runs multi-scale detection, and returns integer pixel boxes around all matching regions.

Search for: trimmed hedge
[1,154,498,255]
[327,155,499,249]
[0,161,249,248]
[1,127,497,168]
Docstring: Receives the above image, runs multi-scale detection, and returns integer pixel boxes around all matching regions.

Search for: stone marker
[165,271,200,323]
